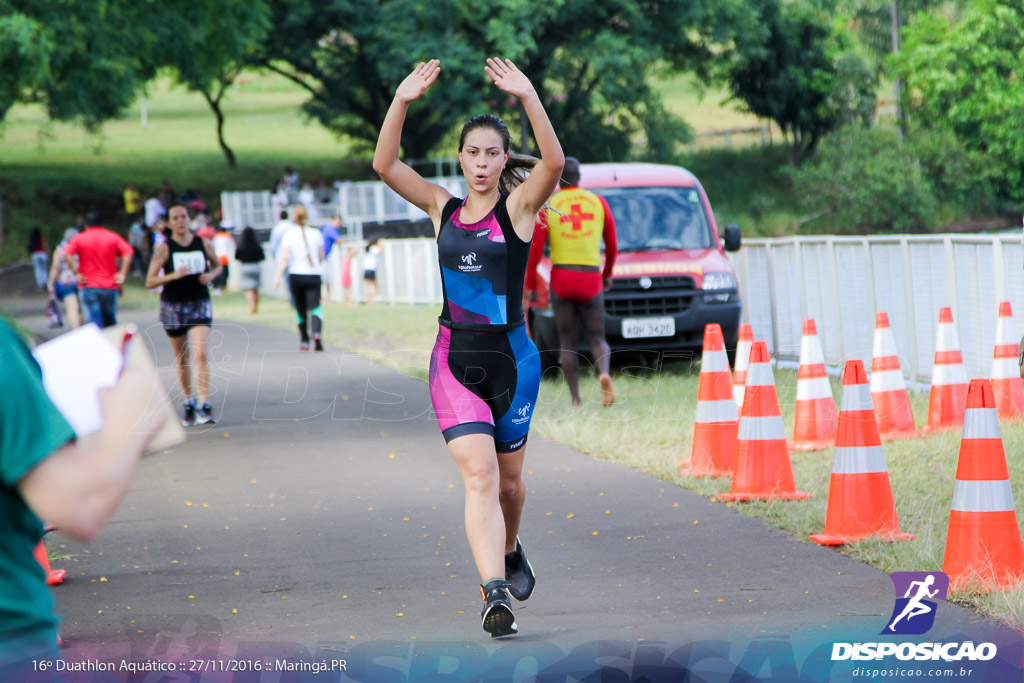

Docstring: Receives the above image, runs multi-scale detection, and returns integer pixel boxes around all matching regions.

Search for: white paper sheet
[32,323,123,437]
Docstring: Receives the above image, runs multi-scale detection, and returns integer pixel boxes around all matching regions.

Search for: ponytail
[499,153,539,195]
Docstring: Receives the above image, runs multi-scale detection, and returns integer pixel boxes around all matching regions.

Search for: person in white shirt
[274,205,326,351]
[268,210,296,261]
[144,193,166,228]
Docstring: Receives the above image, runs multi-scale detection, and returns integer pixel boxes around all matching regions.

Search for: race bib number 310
[172,252,206,275]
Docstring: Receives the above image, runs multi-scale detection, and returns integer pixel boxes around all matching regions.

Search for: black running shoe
[181,402,196,427]
[313,336,324,352]
[505,537,535,601]
[480,579,518,638]
[196,403,216,425]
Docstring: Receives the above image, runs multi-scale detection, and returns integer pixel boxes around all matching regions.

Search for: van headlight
[702,272,736,303]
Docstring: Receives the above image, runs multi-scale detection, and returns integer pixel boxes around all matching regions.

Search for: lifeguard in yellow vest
[526,157,618,407]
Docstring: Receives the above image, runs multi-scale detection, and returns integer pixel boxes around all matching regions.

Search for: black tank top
[436,195,530,331]
[161,234,211,303]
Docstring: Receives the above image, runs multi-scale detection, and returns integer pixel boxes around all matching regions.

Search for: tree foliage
[891,0,1024,200]
[715,0,875,158]
[162,1,272,167]
[252,0,758,162]
[0,0,162,131]
[790,125,937,233]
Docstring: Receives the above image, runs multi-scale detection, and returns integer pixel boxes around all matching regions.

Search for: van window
[597,187,713,251]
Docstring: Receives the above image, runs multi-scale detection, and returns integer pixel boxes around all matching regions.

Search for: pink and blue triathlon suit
[429,195,541,453]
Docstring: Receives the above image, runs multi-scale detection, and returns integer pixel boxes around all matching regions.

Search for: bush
[790,125,938,233]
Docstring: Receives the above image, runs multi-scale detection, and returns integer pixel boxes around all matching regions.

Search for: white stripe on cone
[933,364,969,386]
[962,407,1000,439]
[796,377,832,401]
[695,399,739,423]
[873,328,899,358]
[936,322,962,352]
[738,416,787,441]
[994,316,1015,345]
[992,358,1019,379]
[839,382,873,412]
[733,385,746,408]
[870,369,906,393]
[832,445,889,474]
[744,363,775,387]
[701,349,731,373]
[800,336,826,364]
[951,480,1016,513]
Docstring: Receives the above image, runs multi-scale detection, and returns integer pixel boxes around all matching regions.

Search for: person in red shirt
[525,158,618,408]
[63,211,134,328]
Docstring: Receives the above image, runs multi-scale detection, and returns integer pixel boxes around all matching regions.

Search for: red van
[526,162,742,368]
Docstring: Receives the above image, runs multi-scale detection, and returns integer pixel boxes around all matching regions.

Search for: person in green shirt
[0,318,161,673]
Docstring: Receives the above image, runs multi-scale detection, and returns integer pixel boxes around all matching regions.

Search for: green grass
[173,288,1023,633]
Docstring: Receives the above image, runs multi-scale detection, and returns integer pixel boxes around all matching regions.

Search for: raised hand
[485,58,535,99]
[395,59,441,104]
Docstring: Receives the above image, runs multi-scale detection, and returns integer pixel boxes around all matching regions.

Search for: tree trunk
[203,90,236,168]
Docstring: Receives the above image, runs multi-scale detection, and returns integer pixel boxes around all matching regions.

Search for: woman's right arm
[372,60,452,227]
[145,242,186,288]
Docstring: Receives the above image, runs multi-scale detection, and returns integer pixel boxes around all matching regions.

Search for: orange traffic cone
[720,341,811,502]
[991,302,1024,419]
[810,360,914,546]
[942,379,1024,591]
[733,323,754,410]
[683,323,739,478]
[870,312,917,440]
[791,319,838,451]
[34,540,66,586]
[924,307,968,432]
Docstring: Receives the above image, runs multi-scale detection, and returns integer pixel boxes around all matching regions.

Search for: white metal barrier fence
[730,233,1024,387]
[229,230,1022,390]
[221,177,468,236]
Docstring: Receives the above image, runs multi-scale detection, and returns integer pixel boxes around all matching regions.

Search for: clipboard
[32,323,186,454]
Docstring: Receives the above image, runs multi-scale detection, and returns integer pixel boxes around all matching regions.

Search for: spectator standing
[123,182,141,220]
[340,245,357,306]
[525,157,618,408]
[63,212,133,328]
[321,216,342,300]
[211,223,236,293]
[234,227,266,314]
[27,228,48,289]
[145,204,221,426]
[274,205,325,351]
[283,167,300,192]
[144,192,166,228]
[0,318,161,670]
[128,219,146,276]
[363,237,381,305]
[196,219,216,242]
[47,229,83,329]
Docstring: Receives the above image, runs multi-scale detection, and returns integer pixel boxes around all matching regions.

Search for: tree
[252,0,756,162]
[715,0,875,159]
[891,0,1024,200]
[162,1,272,167]
[0,1,162,130]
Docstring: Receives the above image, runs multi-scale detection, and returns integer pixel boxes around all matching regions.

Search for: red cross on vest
[562,203,595,231]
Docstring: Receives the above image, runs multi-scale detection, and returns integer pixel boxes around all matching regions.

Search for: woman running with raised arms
[373,57,563,638]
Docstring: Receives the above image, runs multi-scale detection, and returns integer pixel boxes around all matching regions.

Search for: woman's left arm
[485,58,564,234]
[199,238,223,285]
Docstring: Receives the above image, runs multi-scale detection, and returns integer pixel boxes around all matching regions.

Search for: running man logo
[462,253,477,266]
[882,571,949,635]
[517,403,532,418]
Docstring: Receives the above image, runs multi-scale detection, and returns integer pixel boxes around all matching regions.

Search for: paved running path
[3,266,1021,681]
